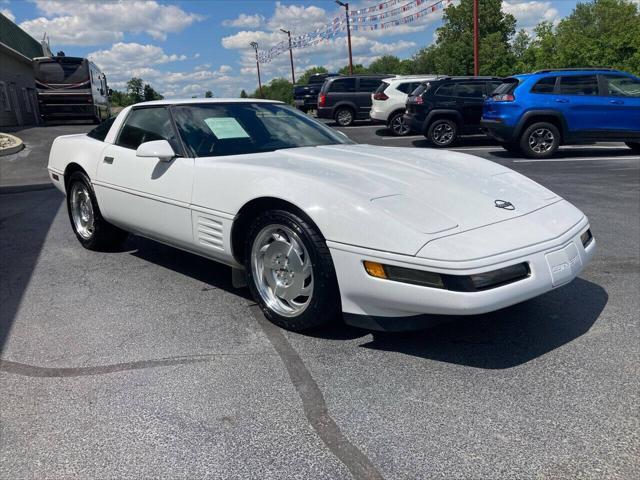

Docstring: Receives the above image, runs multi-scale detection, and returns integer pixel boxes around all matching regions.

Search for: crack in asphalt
[251,306,385,480]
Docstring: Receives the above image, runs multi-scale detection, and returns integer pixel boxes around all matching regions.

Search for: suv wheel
[520,122,560,159]
[626,142,640,153]
[389,112,410,136]
[335,107,354,127]
[427,119,457,147]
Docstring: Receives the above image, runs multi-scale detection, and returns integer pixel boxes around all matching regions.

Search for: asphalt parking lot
[1,123,639,479]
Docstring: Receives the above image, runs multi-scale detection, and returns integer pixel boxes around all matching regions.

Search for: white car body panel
[47,99,595,325]
[370,76,437,123]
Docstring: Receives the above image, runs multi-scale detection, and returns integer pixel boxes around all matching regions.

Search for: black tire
[334,107,355,127]
[388,111,411,136]
[500,143,521,155]
[245,209,341,331]
[427,119,458,147]
[519,122,560,159]
[625,142,640,153]
[66,171,128,251]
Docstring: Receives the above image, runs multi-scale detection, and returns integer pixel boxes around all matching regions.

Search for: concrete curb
[0,133,25,157]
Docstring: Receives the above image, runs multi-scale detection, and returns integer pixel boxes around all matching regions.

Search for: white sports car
[47,99,595,331]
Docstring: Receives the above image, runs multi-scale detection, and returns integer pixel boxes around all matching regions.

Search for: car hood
[266,144,560,238]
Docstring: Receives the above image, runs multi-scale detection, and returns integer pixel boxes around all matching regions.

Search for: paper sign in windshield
[204,117,250,139]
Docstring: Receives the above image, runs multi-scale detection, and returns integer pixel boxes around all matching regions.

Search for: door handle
[609,100,624,105]
[103,156,114,164]
[555,98,569,103]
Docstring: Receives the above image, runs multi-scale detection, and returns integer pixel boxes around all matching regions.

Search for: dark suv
[481,68,640,158]
[293,73,341,113]
[317,75,389,126]
[404,76,503,147]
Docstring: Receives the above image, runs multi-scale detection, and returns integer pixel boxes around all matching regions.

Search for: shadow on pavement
[359,277,607,369]
[0,189,63,354]
[411,136,500,149]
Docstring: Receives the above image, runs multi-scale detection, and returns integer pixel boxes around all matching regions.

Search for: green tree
[431,0,517,76]
[109,89,132,107]
[252,78,294,104]
[338,64,368,75]
[554,0,640,74]
[367,55,409,75]
[143,83,163,101]
[297,66,328,84]
[409,45,438,74]
[240,89,248,98]
[205,90,213,98]
[126,77,144,103]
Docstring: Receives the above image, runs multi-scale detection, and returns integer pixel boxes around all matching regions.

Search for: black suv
[293,73,341,113]
[317,75,389,126]
[404,76,503,147]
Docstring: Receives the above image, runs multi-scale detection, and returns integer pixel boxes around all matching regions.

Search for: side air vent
[197,215,224,251]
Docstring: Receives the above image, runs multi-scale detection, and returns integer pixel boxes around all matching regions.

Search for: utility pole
[473,0,479,76]
[249,41,263,98]
[280,29,296,85]
[335,1,353,75]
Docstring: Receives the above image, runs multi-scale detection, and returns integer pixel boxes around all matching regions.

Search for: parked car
[481,68,640,158]
[317,75,390,126]
[404,76,503,147]
[371,75,440,136]
[293,73,340,113]
[48,98,595,332]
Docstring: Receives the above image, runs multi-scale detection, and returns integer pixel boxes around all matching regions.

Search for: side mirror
[136,140,175,162]
[108,88,113,96]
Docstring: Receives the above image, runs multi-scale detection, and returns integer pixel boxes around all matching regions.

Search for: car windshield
[172,102,352,157]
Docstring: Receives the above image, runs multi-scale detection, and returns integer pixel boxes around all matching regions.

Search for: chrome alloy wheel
[336,109,353,126]
[251,224,314,317]
[528,128,555,153]
[70,182,95,239]
[390,114,410,135]
[432,122,454,145]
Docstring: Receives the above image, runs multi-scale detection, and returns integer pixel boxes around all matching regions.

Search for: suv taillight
[373,92,388,101]
[492,94,515,102]
[411,96,423,105]
[318,93,326,107]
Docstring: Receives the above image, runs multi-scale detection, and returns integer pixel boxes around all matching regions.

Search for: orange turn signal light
[363,261,387,279]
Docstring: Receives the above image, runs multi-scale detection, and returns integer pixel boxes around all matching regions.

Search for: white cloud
[88,43,187,72]
[502,1,559,30]
[267,1,329,31]
[1,7,15,21]
[223,13,264,28]
[20,0,203,46]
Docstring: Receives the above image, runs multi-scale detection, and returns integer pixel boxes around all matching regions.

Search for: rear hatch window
[493,78,519,96]
[374,82,389,95]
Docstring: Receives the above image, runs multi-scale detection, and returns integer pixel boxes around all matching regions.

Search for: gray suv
[317,75,389,126]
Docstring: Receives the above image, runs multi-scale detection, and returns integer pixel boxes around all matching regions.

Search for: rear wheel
[388,112,411,136]
[335,107,354,127]
[245,210,341,331]
[427,119,457,147]
[66,171,127,250]
[520,122,560,159]
[626,142,640,153]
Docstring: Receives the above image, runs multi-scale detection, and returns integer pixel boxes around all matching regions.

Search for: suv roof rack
[436,76,503,81]
[533,67,617,73]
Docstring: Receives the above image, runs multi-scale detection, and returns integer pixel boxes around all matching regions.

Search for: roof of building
[0,12,44,60]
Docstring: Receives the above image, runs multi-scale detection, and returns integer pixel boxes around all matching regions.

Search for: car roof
[383,75,441,82]
[515,68,629,79]
[130,98,283,107]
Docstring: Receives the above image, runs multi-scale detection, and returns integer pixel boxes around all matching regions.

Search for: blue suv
[481,68,640,158]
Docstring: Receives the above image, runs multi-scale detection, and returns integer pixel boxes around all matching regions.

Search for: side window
[396,82,412,94]
[116,108,180,151]
[603,75,640,98]
[87,117,116,141]
[559,75,598,96]
[328,78,356,93]
[359,78,383,92]
[435,83,455,96]
[531,76,557,94]
[455,82,485,98]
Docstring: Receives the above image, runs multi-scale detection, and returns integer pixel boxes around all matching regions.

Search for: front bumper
[328,217,595,329]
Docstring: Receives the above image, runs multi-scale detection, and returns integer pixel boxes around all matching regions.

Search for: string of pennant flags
[256,0,455,64]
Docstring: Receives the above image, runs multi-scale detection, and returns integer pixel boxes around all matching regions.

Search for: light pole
[280,29,296,85]
[249,41,263,98]
[473,0,479,76]
[335,1,353,75]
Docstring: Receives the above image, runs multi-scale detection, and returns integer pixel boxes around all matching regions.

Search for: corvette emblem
[495,199,515,210]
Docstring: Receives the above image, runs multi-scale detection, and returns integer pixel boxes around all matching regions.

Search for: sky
[0,0,608,98]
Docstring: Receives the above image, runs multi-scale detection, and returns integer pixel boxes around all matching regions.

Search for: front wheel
[66,171,127,250]
[626,142,640,153]
[427,119,458,147]
[388,112,411,136]
[245,210,341,331]
[519,122,560,159]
